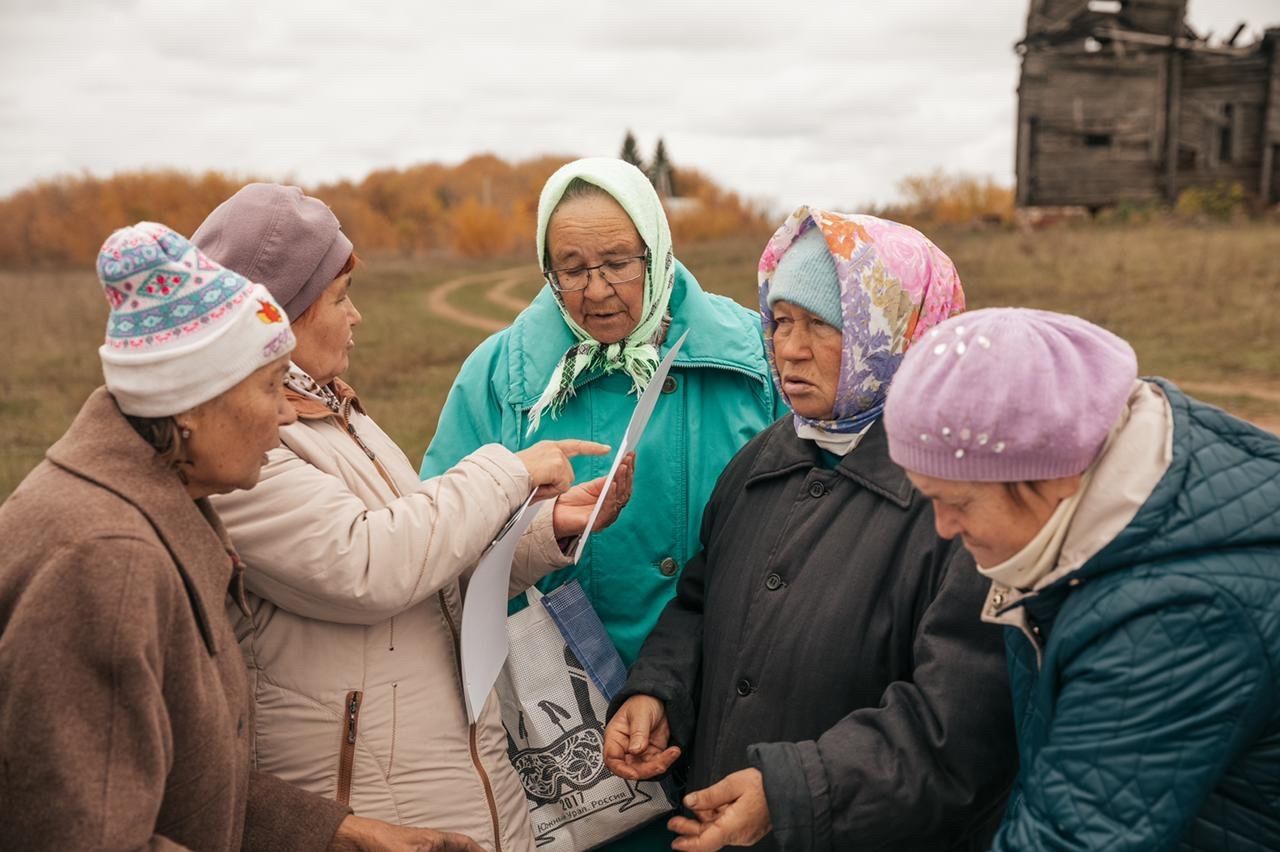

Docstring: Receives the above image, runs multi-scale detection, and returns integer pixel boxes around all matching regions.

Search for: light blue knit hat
[765,226,842,328]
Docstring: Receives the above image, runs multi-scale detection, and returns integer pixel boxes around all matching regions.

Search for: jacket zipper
[334,401,503,847]
[439,591,504,852]
[336,690,363,805]
[329,403,395,809]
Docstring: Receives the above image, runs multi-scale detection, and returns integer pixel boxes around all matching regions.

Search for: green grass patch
[2,221,1277,498]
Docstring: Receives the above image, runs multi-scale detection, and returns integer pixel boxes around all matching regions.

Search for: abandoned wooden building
[1015,0,1280,209]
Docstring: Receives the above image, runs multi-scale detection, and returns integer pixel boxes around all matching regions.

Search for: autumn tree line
[0,142,1020,268]
[0,152,782,267]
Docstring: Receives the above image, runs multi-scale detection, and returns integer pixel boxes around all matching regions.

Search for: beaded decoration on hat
[884,307,1138,482]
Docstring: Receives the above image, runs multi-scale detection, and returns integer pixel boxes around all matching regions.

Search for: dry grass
[3,220,1278,499]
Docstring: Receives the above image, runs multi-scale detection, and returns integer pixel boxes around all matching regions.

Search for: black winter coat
[614,418,1017,851]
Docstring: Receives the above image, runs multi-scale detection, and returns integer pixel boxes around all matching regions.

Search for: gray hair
[554,178,615,213]
[126,414,192,483]
[544,178,627,267]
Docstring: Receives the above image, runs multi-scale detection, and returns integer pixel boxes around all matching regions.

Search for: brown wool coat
[0,388,351,851]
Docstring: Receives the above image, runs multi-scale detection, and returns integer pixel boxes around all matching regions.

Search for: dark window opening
[1220,105,1234,164]
[1085,133,1112,148]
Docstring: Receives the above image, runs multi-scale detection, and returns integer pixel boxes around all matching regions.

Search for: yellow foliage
[886,170,1015,228]
[0,156,774,266]
[666,168,773,245]
[1174,182,1247,223]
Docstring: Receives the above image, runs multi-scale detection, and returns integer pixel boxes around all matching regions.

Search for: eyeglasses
[543,250,649,293]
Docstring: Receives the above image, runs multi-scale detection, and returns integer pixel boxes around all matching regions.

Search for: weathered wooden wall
[1015,2,1280,208]
[1263,34,1280,202]
[1175,52,1270,189]
[1018,46,1167,206]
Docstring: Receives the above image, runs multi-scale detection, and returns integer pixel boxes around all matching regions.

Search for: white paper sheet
[459,330,689,722]
[572,330,689,563]
[461,492,548,723]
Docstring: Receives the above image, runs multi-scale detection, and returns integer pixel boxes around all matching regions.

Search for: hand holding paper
[572,330,688,563]
[514,438,611,499]
[551,451,635,540]
[460,331,687,722]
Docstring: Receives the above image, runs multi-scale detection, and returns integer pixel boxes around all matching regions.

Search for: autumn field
[2,220,1278,499]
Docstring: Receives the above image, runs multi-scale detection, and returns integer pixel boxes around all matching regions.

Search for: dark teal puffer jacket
[993,380,1280,851]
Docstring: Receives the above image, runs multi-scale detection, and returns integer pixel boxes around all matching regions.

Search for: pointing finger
[552,439,612,457]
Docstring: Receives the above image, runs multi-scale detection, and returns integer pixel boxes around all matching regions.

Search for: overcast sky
[1,0,1276,209]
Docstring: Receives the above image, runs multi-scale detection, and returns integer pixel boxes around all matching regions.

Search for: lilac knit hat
[884,308,1137,482]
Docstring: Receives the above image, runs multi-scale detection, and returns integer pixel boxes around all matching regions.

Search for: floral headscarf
[759,207,965,437]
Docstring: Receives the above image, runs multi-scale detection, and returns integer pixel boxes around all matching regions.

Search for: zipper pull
[346,422,377,461]
[347,693,361,744]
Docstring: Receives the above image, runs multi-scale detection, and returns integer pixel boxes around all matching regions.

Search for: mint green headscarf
[527,157,676,434]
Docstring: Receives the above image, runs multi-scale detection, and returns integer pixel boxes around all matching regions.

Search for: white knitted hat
[96,222,296,417]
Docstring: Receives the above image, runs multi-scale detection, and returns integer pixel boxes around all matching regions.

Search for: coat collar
[45,387,236,653]
[746,418,915,509]
[285,375,365,421]
[505,259,772,409]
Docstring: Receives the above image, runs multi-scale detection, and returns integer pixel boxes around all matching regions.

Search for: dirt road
[423,273,1280,435]
[424,268,529,334]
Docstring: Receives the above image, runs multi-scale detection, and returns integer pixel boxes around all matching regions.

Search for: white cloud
[0,0,1274,210]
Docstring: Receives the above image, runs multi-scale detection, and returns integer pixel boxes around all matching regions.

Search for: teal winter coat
[421,262,787,667]
[994,380,1280,851]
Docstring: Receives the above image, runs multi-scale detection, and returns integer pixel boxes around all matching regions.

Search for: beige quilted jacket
[212,380,568,851]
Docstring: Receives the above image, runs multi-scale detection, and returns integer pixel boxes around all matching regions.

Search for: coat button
[735,678,754,697]
[237,715,245,736]
[662,376,678,394]
[765,573,783,591]
[659,557,678,577]
[808,481,826,498]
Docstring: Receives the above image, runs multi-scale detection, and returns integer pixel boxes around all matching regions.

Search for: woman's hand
[514,439,610,500]
[669,768,772,852]
[603,693,681,780]
[552,452,634,539]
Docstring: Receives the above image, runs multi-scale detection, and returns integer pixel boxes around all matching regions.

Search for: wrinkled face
[545,195,647,345]
[770,300,843,420]
[905,471,1082,569]
[291,273,361,385]
[181,357,296,498]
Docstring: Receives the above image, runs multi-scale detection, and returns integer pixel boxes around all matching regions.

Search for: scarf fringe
[525,339,662,435]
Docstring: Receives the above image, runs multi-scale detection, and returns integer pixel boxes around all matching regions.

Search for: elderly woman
[604,209,1017,852]
[422,157,785,660]
[194,184,630,851]
[0,223,480,851]
[883,308,1280,850]
[421,158,786,848]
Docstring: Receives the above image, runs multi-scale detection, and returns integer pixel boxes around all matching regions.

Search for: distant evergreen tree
[649,137,676,198]
[620,131,645,171]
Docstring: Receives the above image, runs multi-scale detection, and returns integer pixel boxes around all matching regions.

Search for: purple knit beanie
[192,183,352,321]
[884,308,1137,482]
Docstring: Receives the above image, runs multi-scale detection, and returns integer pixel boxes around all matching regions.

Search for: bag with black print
[496,581,673,850]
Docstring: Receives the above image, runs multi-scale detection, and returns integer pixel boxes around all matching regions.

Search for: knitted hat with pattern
[765,226,842,328]
[884,307,1137,481]
[96,222,296,417]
